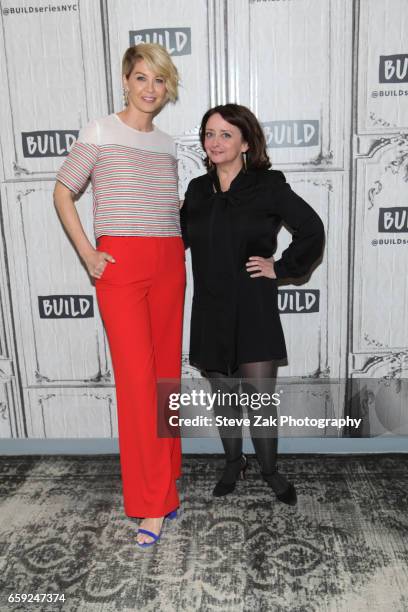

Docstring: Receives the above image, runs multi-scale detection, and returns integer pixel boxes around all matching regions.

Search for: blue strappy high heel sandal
[136,509,177,549]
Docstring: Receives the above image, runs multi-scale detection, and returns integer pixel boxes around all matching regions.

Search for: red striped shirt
[56,114,181,238]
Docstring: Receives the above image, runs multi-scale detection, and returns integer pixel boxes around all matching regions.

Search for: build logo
[39,296,94,319]
[22,131,78,157]
[262,120,319,148]
[129,28,191,56]
[378,207,408,233]
[379,55,408,83]
[278,290,320,314]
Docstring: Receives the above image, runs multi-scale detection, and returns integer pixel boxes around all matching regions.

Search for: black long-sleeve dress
[180,167,325,374]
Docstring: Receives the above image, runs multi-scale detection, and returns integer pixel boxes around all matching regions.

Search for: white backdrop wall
[0,0,407,444]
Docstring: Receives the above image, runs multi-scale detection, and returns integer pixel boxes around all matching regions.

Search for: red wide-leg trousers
[95,236,185,518]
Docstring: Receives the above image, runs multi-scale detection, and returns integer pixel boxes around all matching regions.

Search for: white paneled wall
[0,0,406,441]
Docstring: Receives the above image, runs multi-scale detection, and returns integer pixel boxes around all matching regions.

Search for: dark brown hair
[199,103,271,170]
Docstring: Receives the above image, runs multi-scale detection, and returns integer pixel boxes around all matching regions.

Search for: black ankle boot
[261,470,297,506]
[213,454,248,497]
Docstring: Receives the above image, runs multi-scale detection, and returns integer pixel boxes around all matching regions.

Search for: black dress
[180,168,325,375]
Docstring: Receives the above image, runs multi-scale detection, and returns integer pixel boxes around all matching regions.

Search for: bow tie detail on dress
[212,189,242,208]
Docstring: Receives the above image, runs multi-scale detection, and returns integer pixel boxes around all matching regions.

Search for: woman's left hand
[246,256,276,279]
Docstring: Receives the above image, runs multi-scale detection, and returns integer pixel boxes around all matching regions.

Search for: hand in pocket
[84,248,116,279]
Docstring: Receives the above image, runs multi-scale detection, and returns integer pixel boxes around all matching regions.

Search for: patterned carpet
[0,454,407,612]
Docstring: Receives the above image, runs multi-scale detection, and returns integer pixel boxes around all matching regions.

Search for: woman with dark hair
[181,104,324,505]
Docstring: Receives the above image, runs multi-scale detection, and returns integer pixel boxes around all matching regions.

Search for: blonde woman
[54,44,185,548]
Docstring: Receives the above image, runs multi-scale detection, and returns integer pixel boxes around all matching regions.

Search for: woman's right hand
[84,249,116,279]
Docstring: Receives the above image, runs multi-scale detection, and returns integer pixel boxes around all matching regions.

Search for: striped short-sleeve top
[56,113,181,239]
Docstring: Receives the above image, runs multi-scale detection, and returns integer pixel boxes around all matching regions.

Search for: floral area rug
[0,454,407,612]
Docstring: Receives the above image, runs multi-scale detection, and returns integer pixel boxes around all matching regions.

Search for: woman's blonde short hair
[122,43,179,102]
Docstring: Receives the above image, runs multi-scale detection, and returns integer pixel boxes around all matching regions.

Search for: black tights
[206,361,278,474]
